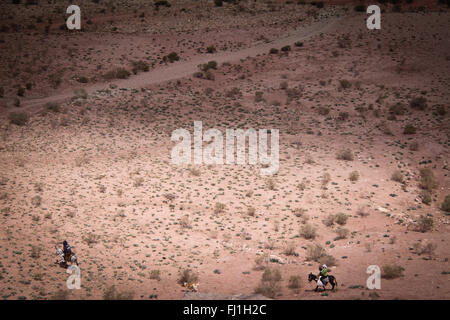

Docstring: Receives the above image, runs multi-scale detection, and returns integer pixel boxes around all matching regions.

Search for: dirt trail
[18,15,343,112]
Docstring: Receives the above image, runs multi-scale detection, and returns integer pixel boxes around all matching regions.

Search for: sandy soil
[0,0,449,300]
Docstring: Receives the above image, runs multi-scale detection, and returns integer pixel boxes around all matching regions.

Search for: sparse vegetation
[414,215,433,233]
[410,97,427,110]
[381,265,404,279]
[391,170,404,183]
[419,168,437,192]
[349,171,359,182]
[336,149,354,161]
[8,112,29,126]
[178,269,198,285]
[413,242,436,256]
[214,202,226,214]
[442,195,450,212]
[104,67,131,80]
[288,275,301,290]
[403,124,417,134]
[335,213,348,226]
[300,224,317,239]
[163,52,180,63]
[254,268,282,298]
[103,285,134,300]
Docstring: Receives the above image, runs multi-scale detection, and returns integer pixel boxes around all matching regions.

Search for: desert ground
[0,0,449,300]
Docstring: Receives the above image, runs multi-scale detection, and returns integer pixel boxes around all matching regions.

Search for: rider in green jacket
[318,264,330,284]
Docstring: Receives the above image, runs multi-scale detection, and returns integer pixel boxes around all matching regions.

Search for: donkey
[308,272,337,291]
[55,246,78,267]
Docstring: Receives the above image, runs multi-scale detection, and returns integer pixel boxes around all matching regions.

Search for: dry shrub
[45,102,60,113]
[306,243,326,261]
[178,269,198,285]
[8,112,29,126]
[349,171,359,182]
[288,275,302,290]
[357,206,370,217]
[214,202,226,214]
[31,245,41,258]
[321,173,331,188]
[322,214,335,227]
[318,254,337,267]
[247,206,256,217]
[442,195,450,212]
[335,213,348,225]
[283,242,297,256]
[403,124,416,134]
[409,141,419,151]
[51,289,70,300]
[336,149,354,161]
[335,227,349,240]
[104,68,131,80]
[414,215,433,233]
[254,268,282,298]
[31,195,42,207]
[413,242,436,256]
[74,153,90,167]
[103,285,134,300]
[266,178,276,190]
[419,168,437,192]
[420,190,432,205]
[189,167,201,176]
[293,208,306,218]
[391,170,404,183]
[179,215,191,229]
[149,270,161,281]
[381,265,404,279]
[254,253,269,271]
[410,97,427,110]
[300,224,317,239]
[83,233,100,245]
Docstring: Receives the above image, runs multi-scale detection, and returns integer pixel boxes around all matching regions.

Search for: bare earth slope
[0,1,449,300]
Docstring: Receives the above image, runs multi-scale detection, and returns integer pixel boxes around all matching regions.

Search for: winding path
[18,15,343,111]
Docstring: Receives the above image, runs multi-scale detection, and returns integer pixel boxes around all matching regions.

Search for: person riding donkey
[62,240,72,262]
[318,264,330,285]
